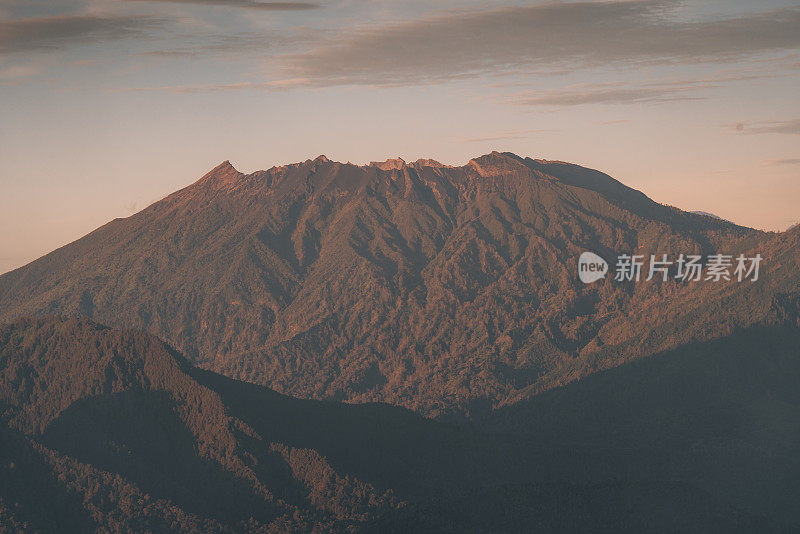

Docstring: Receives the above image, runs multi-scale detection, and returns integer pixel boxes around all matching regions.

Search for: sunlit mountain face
[1,153,799,531]
[2,154,797,419]
[2,2,799,531]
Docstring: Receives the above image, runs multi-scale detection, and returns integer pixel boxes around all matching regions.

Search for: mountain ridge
[2,315,798,531]
[0,153,794,417]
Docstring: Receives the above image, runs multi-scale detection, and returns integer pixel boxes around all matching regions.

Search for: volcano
[1,152,797,418]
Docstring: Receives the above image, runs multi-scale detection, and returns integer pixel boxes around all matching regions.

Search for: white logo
[577,251,761,284]
[578,251,608,284]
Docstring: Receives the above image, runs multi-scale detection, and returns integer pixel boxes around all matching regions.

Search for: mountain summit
[0,153,796,417]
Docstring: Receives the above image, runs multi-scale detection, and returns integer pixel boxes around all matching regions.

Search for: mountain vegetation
[2,316,799,531]
[1,153,798,531]
[1,153,796,418]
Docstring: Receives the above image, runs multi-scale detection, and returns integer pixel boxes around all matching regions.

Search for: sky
[0,0,799,274]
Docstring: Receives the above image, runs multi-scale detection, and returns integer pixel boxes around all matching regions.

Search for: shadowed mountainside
[1,153,796,418]
[2,317,800,532]
[0,317,401,531]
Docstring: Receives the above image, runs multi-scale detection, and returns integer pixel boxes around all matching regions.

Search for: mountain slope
[0,317,403,531]
[2,317,799,532]
[0,153,795,417]
[482,323,800,528]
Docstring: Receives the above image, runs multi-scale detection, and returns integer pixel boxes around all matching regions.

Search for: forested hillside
[2,317,800,532]
[1,154,796,417]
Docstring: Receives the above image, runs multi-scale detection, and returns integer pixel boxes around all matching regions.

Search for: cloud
[119,78,310,93]
[594,119,631,125]
[763,158,800,166]
[134,29,306,58]
[0,15,163,54]
[274,2,800,86]
[136,34,269,58]
[504,71,763,107]
[507,81,705,107]
[0,62,41,80]
[737,119,800,135]
[124,0,319,9]
[460,129,552,143]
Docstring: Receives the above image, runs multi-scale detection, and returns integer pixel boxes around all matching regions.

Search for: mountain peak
[206,160,238,176]
[193,159,243,193]
[412,158,447,168]
[370,157,406,170]
[0,150,778,419]
[468,151,527,177]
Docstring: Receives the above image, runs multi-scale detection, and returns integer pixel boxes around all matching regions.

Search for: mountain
[0,317,400,531]
[2,316,799,532]
[0,153,797,418]
[690,211,730,223]
[2,153,798,531]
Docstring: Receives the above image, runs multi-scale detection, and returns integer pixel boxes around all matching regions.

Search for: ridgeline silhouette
[1,153,796,418]
[1,154,799,531]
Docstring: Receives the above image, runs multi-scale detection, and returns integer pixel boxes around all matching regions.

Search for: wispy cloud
[0,62,41,81]
[504,71,763,107]
[133,28,309,59]
[594,119,632,125]
[506,81,705,107]
[119,77,310,93]
[268,1,800,85]
[273,2,800,87]
[459,129,552,143]
[735,119,800,135]
[136,34,269,58]
[0,15,163,54]
[763,158,800,166]
[124,0,319,10]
